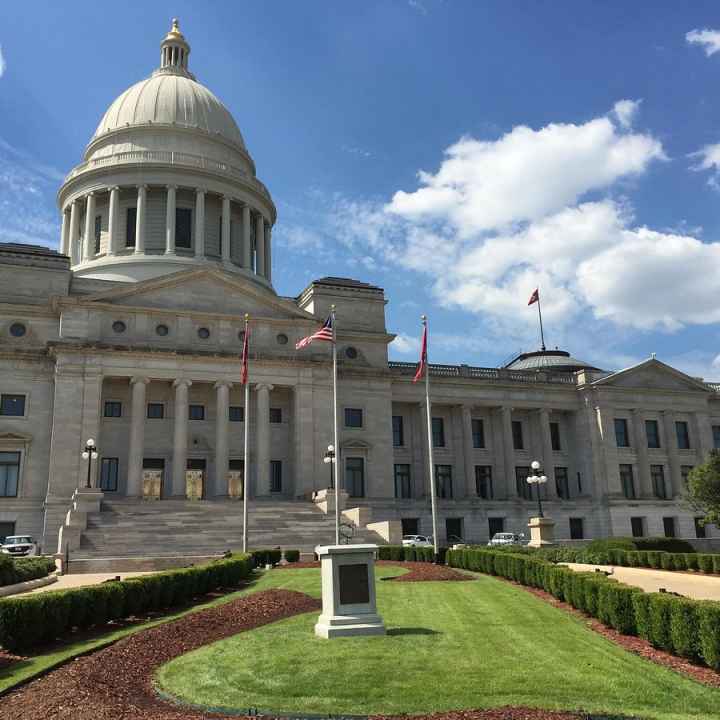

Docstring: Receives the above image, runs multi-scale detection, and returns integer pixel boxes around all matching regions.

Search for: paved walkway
[565,562,720,601]
[24,571,155,595]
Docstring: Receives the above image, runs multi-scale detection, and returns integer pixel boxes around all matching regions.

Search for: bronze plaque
[338,563,370,605]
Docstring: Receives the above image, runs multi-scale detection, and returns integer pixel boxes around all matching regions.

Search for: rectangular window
[270,460,282,493]
[663,516,676,538]
[143,457,165,470]
[471,418,485,448]
[401,518,419,536]
[126,207,136,247]
[614,418,629,447]
[475,465,493,499]
[619,464,635,500]
[147,403,164,419]
[103,401,122,418]
[269,407,282,424]
[695,517,707,539]
[435,464,453,498]
[646,419,661,449]
[676,421,691,450]
[346,457,365,497]
[392,415,404,447]
[188,404,205,421]
[94,214,102,254]
[631,516,645,538]
[550,421,561,451]
[431,417,445,447]
[345,408,363,428]
[229,406,244,422]
[488,517,505,537]
[0,452,20,497]
[569,517,584,540]
[515,466,532,500]
[555,467,570,499]
[681,465,694,486]
[714,425,720,450]
[175,208,192,248]
[651,464,667,499]
[446,517,464,541]
[0,394,25,417]
[99,457,118,492]
[394,463,412,499]
[577,471,583,495]
[512,420,524,450]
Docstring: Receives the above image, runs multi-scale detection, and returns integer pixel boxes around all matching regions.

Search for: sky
[2,1,720,377]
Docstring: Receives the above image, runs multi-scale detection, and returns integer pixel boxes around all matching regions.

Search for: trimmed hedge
[447,547,720,671]
[376,545,445,563]
[0,553,252,652]
[0,555,56,587]
[250,549,282,567]
[284,550,300,563]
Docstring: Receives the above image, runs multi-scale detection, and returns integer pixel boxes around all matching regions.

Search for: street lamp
[526,460,547,518]
[81,438,98,490]
[323,444,336,490]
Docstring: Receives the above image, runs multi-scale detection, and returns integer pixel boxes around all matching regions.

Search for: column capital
[195,187,206,195]
[137,184,148,191]
[166,183,178,191]
[130,376,150,386]
[110,185,121,192]
[173,378,192,389]
[86,191,95,198]
[255,382,274,393]
[214,379,233,390]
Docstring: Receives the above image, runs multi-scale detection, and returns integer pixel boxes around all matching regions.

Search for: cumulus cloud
[612,99,641,129]
[691,142,720,188]
[0,45,5,78]
[687,28,720,56]
[390,333,420,355]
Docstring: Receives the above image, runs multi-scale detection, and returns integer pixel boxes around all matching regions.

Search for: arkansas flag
[528,288,539,306]
[412,325,427,383]
[240,323,250,385]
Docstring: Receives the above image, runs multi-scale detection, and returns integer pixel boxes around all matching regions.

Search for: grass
[156,567,720,720]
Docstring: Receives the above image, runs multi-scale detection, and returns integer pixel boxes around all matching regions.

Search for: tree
[684,449,720,526]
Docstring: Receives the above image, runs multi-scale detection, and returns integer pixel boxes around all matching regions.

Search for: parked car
[402,534,433,547]
[0,535,38,557]
[447,534,466,547]
[487,532,525,547]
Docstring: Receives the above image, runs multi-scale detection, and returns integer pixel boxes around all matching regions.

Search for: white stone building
[2,21,720,556]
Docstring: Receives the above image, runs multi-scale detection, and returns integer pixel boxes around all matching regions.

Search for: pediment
[592,359,710,393]
[0,431,32,443]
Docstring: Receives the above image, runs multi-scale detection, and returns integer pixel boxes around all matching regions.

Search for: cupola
[158,18,193,78]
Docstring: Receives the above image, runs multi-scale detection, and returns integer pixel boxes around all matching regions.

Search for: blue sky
[2,1,720,376]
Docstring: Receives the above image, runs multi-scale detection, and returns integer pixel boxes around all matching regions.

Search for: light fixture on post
[323,444,336,490]
[81,438,99,489]
[526,459,547,519]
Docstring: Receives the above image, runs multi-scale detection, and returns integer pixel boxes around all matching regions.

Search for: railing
[707,383,720,393]
[388,361,577,385]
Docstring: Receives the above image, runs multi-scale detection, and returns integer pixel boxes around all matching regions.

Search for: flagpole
[422,315,439,559]
[536,291,546,351]
[331,304,340,545]
[242,314,250,554]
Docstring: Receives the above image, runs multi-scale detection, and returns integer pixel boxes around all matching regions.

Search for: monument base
[315,612,386,638]
[527,516,556,547]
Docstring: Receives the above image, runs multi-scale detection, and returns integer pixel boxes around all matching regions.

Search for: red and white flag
[240,322,250,385]
[295,315,334,350]
[412,324,427,383]
[528,288,539,306]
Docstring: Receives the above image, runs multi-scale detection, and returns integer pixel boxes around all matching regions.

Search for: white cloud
[687,28,720,56]
[612,99,641,129]
[408,0,428,15]
[690,142,720,188]
[0,45,5,78]
[390,333,420,355]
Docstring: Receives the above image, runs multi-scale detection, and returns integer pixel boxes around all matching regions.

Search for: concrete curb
[0,573,58,598]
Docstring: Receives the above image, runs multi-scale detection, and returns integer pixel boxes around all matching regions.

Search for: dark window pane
[392,415,404,447]
[446,517,463,541]
[434,464,453,498]
[695,517,707,539]
[147,403,164,419]
[555,467,569,499]
[269,407,282,423]
[401,518,419,535]
[99,457,118,491]
[176,208,192,248]
[346,457,365,497]
[614,418,629,447]
[345,408,363,428]
[0,394,25,417]
[475,465,493,499]
[631,516,645,538]
[663,516,676,538]
[229,406,244,422]
[681,465,693,486]
[515,466,532,499]
[569,517,584,540]
[713,426,720,449]
[651,464,667,499]
[104,401,122,418]
[512,420,524,450]
[646,420,661,449]
[94,215,102,254]
[126,207,136,247]
[0,452,20,497]
[432,417,445,447]
[488,517,505,537]
[550,422,561,451]
[675,421,690,450]
[471,418,485,448]
[394,463,411,498]
[189,404,205,420]
[619,464,635,499]
[270,460,282,493]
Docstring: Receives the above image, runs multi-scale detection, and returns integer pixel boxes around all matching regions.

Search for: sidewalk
[24,571,155,595]
[565,562,720,601]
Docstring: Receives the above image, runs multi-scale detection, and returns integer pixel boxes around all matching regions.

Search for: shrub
[698,554,715,573]
[634,537,695,553]
[636,550,649,566]
[672,553,687,571]
[646,551,663,569]
[632,592,652,641]
[660,553,675,571]
[685,553,699,571]
[0,556,56,587]
[648,593,674,650]
[600,584,638,634]
[284,550,300,563]
[586,537,636,554]
[670,599,699,659]
[251,549,282,567]
[698,602,720,670]
[713,555,720,576]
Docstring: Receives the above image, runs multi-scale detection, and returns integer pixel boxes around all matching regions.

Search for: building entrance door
[186,458,207,500]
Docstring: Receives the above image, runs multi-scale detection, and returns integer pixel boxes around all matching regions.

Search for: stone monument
[527,516,556,547]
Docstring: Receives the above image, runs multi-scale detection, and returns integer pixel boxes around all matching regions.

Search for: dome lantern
[158,18,193,78]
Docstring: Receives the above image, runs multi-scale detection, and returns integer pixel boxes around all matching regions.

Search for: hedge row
[447,548,720,670]
[0,555,56,587]
[0,553,253,652]
[377,545,446,563]
[250,549,283,566]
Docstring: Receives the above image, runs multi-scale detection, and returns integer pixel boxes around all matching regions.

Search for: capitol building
[1,21,719,560]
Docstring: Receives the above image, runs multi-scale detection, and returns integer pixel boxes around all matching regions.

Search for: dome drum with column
[57,19,275,286]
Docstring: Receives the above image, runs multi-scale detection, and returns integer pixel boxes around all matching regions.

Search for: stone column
[68,200,80,265]
[256,214,266,277]
[662,410,681,498]
[692,411,714,463]
[214,380,232,497]
[631,409,651,498]
[172,379,192,497]
[134,185,147,255]
[265,223,272,282]
[461,405,475,497]
[165,185,176,254]
[127,376,149,498]
[293,379,315,497]
[500,406,517,498]
[538,408,558,499]
[83,192,96,261]
[255,383,274,495]
[60,209,69,256]
[242,205,252,269]
[596,405,623,497]
[222,196,231,263]
[194,188,206,258]
[107,186,120,256]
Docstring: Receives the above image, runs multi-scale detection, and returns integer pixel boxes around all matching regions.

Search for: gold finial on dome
[159,18,191,76]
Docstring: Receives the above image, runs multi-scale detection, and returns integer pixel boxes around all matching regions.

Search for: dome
[504,349,602,373]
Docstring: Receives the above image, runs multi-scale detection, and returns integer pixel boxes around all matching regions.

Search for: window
[663,516,676,538]
[435,465,453,498]
[9,323,26,338]
[646,419,661,449]
[515,466,532,500]
[548,422,561,451]
[345,408,363,428]
[475,465,493,499]
[346,457,365,497]
[614,418,629,447]
[619,464,635,500]
[189,404,205,421]
[569,517,584,540]
[99,458,118,491]
[695,517,707,539]
[630,516,645,538]
[176,208,192,248]
[143,458,165,470]
[276,333,289,345]
[488,517,505,537]
[555,467,570,499]
[270,460,282,493]
[0,394,25,417]
[577,471,583,495]
[269,407,282,424]
[197,327,210,339]
[345,346,358,359]
[104,401,122,418]
[0,452,20,497]
[229,406,244,422]
[112,320,126,334]
[392,415,404,447]
[651,464,667,499]
[431,417,445,447]
[147,403,164,419]
[401,518,419,536]
[187,458,206,471]
[471,419,485,448]
[675,421,690,450]
[94,215,102,254]
[512,420,524,450]
[446,517,464,541]
[681,465,694,486]
[126,207,136,247]
[714,425,720,449]
[156,324,169,337]
[0,522,15,542]
[394,464,411,499]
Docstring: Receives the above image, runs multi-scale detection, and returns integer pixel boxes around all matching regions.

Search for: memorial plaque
[338,562,370,605]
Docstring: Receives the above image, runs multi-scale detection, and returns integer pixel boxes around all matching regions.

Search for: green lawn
[156,566,720,720]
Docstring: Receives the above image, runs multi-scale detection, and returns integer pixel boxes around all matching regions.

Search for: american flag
[528,288,539,306]
[412,323,427,383]
[295,315,334,350]
[240,322,250,385]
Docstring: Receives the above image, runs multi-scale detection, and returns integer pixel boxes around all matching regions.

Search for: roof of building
[503,349,602,373]
[312,277,383,291]
[0,242,63,257]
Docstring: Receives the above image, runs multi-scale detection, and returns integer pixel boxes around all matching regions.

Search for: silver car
[402,534,433,547]
[1,535,38,557]
[487,532,524,547]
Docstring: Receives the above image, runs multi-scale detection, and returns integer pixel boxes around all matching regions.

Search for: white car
[0,535,38,557]
[487,532,524,547]
[402,534,433,547]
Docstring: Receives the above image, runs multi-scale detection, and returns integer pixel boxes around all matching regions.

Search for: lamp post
[81,438,98,490]
[323,444,336,490]
[526,460,547,518]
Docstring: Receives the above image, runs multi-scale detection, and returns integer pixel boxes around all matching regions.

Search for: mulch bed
[0,650,24,670]
[276,561,472,582]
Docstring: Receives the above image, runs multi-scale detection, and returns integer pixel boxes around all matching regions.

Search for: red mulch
[277,561,472,582]
[0,650,24,670]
